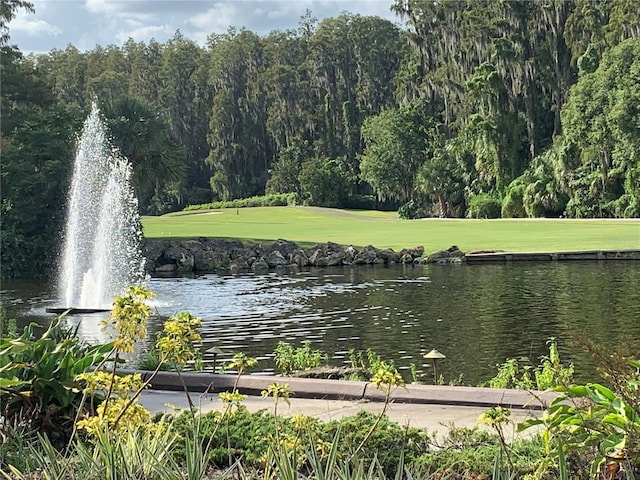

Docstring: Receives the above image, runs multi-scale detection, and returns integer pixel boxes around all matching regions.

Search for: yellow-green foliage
[102,286,154,353]
[76,287,204,439]
[156,311,202,367]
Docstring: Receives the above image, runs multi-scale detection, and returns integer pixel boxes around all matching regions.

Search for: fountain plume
[58,102,143,309]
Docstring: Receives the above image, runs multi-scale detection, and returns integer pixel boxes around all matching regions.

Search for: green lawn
[142,206,640,253]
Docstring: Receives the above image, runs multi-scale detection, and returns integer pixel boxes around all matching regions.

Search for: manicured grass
[142,206,640,253]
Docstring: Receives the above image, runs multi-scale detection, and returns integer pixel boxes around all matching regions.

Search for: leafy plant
[519,369,640,477]
[274,340,327,375]
[347,348,389,380]
[466,193,502,219]
[0,305,17,338]
[0,317,114,441]
[398,200,423,219]
[487,338,574,390]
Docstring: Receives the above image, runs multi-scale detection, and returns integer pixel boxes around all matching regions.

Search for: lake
[2,261,639,385]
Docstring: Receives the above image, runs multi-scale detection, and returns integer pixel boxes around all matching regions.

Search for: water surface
[3,262,639,385]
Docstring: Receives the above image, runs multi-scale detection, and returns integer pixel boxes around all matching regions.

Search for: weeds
[273,340,327,375]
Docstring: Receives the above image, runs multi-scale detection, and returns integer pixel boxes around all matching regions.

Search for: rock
[399,246,424,259]
[289,249,309,267]
[198,251,230,271]
[164,245,195,272]
[251,256,269,273]
[154,263,178,273]
[353,245,379,264]
[427,245,465,264]
[326,251,348,266]
[265,250,287,267]
[344,245,359,262]
[308,248,328,267]
[378,248,399,263]
[229,259,249,273]
[400,253,414,264]
[265,239,299,258]
[142,238,435,274]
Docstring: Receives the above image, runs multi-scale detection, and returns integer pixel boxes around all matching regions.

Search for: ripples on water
[3,262,639,385]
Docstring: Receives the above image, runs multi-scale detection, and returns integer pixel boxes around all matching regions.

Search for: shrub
[466,193,502,219]
[183,193,298,212]
[398,200,423,219]
[487,338,574,390]
[347,348,390,380]
[0,318,114,442]
[501,183,526,218]
[321,411,430,477]
[171,408,285,467]
[342,194,376,210]
[519,340,640,477]
[273,340,327,375]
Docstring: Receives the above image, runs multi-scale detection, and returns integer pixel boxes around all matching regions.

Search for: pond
[2,261,639,385]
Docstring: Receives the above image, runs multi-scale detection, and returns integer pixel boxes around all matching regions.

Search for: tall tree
[359,100,435,203]
[0,0,33,46]
[101,96,185,214]
[159,32,211,203]
[559,38,640,217]
[206,29,270,200]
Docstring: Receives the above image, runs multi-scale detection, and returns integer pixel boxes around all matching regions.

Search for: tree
[101,96,185,214]
[158,32,211,204]
[206,29,270,200]
[359,100,434,204]
[415,138,468,217]
[1,105,84,277]
[555,38,639,217]
[298,157,349,207]
[0,0,33,46]
[265,141,308,197]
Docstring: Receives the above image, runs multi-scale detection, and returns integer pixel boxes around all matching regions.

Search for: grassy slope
[142,206,640,253]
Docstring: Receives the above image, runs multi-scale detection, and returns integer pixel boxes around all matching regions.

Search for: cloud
[9,12,62,37]
[10,0,399,54]
[186,1,316,40]
[116,24,174,43]
[85,0,206,18]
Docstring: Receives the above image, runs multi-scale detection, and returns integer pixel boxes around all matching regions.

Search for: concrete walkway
[132,371,552,440]
[139,389,542,440]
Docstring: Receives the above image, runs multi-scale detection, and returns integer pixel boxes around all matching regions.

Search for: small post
[206,346,225,373]
[423,349,446,385]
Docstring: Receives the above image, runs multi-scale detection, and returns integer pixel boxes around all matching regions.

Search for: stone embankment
[143,239,640,275]
[143,238,430,275]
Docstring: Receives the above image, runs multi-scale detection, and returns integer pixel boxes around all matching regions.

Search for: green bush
[398,200,423,219]
[273,340,327,375]
[184,193,298,212]
[414,431,545,478]
[321,411,431,477]
[501,183,526,218]
[0,318,113,442]
[466,194,502,219]
[342,194,376,210]
[171,408,285,467]
[487,338,574,390]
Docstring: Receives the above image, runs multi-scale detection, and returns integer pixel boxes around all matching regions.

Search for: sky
[8,0,401,54]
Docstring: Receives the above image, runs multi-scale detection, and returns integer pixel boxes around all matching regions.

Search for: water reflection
[3,262,639,385]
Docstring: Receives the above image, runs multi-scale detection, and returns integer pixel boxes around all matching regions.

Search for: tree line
[1,0,639,276]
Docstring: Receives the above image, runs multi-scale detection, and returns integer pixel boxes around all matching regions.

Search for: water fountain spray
[54,102,144,311]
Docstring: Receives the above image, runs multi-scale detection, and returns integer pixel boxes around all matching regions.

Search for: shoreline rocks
[143,238,429,275]
[142,240,638,275]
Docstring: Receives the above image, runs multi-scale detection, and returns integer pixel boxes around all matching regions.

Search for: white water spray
[58,102,144,309]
